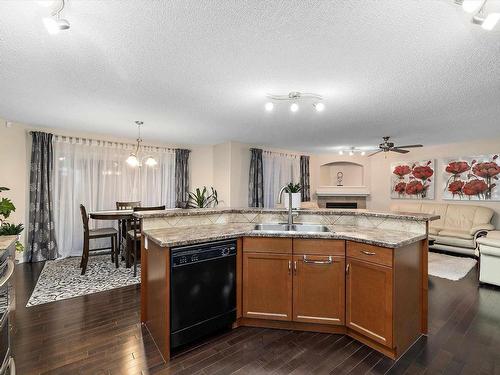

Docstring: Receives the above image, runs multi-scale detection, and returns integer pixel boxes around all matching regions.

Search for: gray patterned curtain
[300,155,311,202]
[248,148,264,207]
[175,149,191,208]
[27,132,58,262]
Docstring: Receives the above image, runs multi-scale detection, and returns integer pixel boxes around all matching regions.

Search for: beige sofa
[391,202,495,256]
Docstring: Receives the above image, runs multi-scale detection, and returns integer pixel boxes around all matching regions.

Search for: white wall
[368,138,500,227]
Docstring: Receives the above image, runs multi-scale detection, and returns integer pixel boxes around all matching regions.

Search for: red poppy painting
[391,160,435,200]
[443,155,499,201]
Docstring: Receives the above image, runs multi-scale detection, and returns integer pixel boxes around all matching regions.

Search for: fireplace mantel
[315,186,369,209]
[316,186,370,197]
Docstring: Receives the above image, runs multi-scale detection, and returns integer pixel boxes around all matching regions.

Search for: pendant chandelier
[126,121,158,167]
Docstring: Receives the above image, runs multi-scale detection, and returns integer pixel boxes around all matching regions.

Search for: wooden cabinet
[242,252,292,321]
[242,238,345,325]
[293,254,345,325]
[346,258,393,347]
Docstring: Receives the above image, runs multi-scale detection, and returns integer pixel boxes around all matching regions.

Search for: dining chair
[79,204,118,275]
[127,205,166,276]
[116,201,141,210]
[116,201,141,260]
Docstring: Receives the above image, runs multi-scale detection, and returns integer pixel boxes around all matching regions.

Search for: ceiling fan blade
[391,148,410,154]
[396,144,423,148]
[367,149,383,157]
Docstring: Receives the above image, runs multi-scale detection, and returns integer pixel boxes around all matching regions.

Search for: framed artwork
[390,160,435,200]
[442,155,500,201]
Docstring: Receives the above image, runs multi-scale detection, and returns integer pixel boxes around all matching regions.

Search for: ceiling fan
[368,136,423,157]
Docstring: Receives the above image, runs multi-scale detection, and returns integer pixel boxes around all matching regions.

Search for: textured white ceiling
[0,0,499,152]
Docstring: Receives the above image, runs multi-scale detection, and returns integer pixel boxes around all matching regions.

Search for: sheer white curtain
[262,151,300,208]
[53,136,175,258]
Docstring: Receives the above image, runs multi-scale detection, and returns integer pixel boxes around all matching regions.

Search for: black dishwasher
[170,239,237,350]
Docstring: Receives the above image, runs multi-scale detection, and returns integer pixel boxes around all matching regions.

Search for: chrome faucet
[278,185,296,225]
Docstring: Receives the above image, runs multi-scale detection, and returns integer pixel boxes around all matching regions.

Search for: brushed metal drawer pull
[361,250,376,256]
[288,260,292,274]
[303,255,333,264]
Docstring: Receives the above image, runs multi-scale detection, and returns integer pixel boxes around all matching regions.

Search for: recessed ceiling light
[265,102,274,111]
[482,13,500,30]
[314,103,325,112]
[290,103,299,112]
[338,150,344,155]
[361,151,366,156]
[349,150,354,156]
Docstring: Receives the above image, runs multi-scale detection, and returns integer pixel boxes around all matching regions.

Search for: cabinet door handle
[294,260,297,275]
[288,260,292,274]
[361,250,376,256]
[303,255,333,265]
[346,263,350,275]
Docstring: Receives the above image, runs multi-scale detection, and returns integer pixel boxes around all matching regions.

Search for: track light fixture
[456,0,500,30]
[265,91,325,113]
[44,0,70,34]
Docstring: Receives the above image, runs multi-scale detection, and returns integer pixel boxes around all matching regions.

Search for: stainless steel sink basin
[253,223,331,233]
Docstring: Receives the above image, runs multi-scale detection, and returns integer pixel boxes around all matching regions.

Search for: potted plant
[0,187,24,252]
[283,182,302,210]
[188,186,219,208]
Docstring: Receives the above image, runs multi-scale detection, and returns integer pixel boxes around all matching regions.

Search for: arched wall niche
[319,161,364,186]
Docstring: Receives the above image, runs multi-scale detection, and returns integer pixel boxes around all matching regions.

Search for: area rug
[27,255,140,307]
[428,252,477,281]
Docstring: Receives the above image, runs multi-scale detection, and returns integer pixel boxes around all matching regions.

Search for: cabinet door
[243,252,292,321]
[346,258,393,347]
[293,255,345,325]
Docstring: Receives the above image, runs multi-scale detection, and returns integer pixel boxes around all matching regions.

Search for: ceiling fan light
[145,156,158,167]
[349,150,354,156]
[290,103,299,112]
[462,0,483,13]
[265,102,274,111]
[126,154,139,167]
[314,102,325,112]
[482,13,500,30]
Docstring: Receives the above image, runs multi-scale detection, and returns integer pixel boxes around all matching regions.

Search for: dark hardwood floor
[11,261,500,375]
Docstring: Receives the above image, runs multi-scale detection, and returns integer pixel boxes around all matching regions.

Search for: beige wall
[319,162,364,186]
[0,121,29,245]
[0,118,214,250]
[368,138,500,227]
[310,154,371,197]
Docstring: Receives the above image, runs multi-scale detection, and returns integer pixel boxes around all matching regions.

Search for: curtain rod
[29,131,190,153]
[262,149,302,158]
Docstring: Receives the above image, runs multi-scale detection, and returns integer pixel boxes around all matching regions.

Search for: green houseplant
[188,186,219,208]
[0,186,24,251]
[283,182,302,209]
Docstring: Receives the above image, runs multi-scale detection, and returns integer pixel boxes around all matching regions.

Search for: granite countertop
[0,235,17,251]
[134,207,439,222]
[144,223,427,249]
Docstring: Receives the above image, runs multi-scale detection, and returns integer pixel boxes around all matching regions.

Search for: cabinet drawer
[347,241,393,267]
[243,237,292,254]
[293,239,345,256]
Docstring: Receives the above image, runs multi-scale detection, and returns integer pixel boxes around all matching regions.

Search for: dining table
[88,209,138,275]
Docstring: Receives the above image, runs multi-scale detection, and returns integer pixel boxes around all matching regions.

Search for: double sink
[253,223,331,233]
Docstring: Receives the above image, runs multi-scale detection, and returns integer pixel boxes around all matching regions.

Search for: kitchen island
[137,208,438,362]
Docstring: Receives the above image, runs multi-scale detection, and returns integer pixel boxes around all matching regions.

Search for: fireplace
[326,202,358,209]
